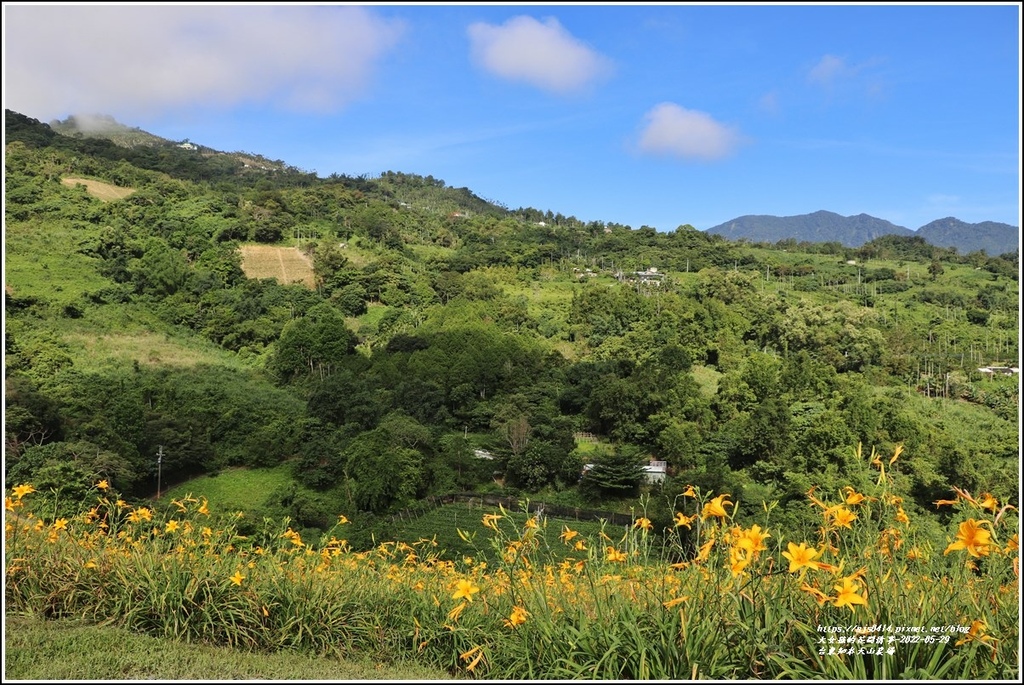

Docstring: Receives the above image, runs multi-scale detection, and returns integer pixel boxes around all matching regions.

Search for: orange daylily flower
[830,506,858,529]
[842,486,866,506]
[978,493,999,513]
[956,620,996,648]
[733,524,770,555]
[12,484,35,500]
[674,512,694,528]
[702,494,733,520]
[944,519,994,558]
[504,605,528,628]
[605,546,627,563]
[695,537,715,563]
[800,583,832,606]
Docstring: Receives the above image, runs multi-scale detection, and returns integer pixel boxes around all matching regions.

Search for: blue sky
[4,3,1021,232]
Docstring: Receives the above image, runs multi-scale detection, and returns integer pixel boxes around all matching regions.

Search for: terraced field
[238,244,315,289]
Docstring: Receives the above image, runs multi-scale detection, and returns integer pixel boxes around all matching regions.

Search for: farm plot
[238,244,316,289]
[61,177,136,202]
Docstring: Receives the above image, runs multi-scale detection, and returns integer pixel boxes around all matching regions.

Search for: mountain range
[705,210,1019,256]
[35,112,1021,257]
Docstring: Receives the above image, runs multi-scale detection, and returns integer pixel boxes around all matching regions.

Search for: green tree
[579,447,647,500]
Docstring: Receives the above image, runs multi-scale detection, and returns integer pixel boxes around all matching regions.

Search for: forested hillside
[4,109,1019,544]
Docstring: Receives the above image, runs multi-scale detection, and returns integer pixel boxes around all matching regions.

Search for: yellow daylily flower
[800,583,833,606]
[504,605,528,628]
[452,579,480,602]
[956,620,996,647]
[943,519,994,558]
[229,571,245,586]
[978,493,999,513]
[842,486,866,506]
[782,542,822,573]
[605,546,627,563]
[674,512,694,528]
[702,494,733,520]
[12,484,36,499]
[734,524,770,555]
[832,576,868,611]
[830,506,858,529]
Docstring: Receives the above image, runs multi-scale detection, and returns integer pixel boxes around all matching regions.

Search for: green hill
[4,108,1018,551]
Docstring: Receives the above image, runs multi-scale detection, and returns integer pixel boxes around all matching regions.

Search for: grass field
[3,615,455,681]
[60,177,136,202]
[238,244,315,289]
[160,464,297,513]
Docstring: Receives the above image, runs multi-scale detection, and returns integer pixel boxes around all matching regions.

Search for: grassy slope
[159,464,298,513]
[3,615,456,681]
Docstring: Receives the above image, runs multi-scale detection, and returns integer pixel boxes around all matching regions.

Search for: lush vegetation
[4,108,1020,677]
[5,467,1018,679]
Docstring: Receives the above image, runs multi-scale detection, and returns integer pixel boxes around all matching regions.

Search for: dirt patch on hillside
[239,244,316,289]
[62,177,136,202]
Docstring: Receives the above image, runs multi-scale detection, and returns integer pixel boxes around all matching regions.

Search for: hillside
[705,210,1018,256]
[4,107,1020,554]
[917,216,1021,256]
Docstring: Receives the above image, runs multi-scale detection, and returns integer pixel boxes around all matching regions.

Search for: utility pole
[156,445,164,499]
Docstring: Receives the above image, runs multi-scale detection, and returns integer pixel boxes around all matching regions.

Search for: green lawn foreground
[3,614,457,681]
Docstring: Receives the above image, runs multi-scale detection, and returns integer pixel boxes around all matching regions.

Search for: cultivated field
[238,244,316,289]
[61,177,136,202]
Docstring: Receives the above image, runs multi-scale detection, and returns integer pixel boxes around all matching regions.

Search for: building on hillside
[977,366,1019,376]
[580,459,668,485]
[643,460,668,484]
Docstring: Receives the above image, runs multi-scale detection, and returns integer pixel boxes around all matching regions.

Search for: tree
[270,303,356,381]
[579,447,647,500]
[344,429,424,513]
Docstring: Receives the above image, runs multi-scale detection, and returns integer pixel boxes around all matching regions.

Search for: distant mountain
[705,210,1019,255]
[916,217,1019,257]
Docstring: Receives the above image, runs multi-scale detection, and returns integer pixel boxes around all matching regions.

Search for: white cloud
[3,5,405,120]
[467,15,612,95]
[635,103,741,161]
[807,54,847,86]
